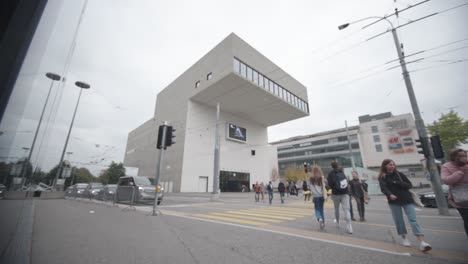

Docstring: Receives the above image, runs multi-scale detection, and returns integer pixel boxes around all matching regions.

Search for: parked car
[72,183,89,197]
[0,184,6,198]
[419,184,451,208]
[116,176,163,205]
[84,182,103,199]
[96,184,117,201]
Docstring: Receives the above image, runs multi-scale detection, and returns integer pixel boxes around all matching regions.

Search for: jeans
[279,192,285,203]
[331,194,351,224]
[354,196,365,219]
[255,192,260,202]
[313,196,325,221]
[388,203,423,236]
[268,191,273,204]
[457,208,468,237]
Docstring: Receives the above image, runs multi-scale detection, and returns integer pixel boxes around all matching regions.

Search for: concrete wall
[181,101,277,192]
[124,118,158,177]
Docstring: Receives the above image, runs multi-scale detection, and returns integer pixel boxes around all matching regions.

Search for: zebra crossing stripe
[192,214,266,226]
[209,212,282,223]
[228,211,296,220]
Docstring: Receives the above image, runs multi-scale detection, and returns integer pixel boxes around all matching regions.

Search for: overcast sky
[2,0,467,175]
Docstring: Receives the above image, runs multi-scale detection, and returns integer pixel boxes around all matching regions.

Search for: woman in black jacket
[379,159,431,252]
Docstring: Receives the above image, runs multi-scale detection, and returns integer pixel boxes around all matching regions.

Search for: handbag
[396,172,424,207]
[450,183,468,207]
[361,185,369,204]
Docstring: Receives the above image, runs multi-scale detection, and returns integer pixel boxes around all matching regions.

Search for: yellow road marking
[229,211,296,220]
[192,214,266,226]
[210,212,281,223]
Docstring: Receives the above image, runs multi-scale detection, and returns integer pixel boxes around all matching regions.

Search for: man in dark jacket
[327,161,353,234]
[278,181,286,203]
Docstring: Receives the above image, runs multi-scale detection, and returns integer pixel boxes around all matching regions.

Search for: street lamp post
[19,72,61,189]
[53,81,90,190]
[338,17,449,215]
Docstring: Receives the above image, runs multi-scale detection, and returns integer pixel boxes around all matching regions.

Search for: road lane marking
[228,211,296,220]
[209,212,282,223]
[192,214,266,226]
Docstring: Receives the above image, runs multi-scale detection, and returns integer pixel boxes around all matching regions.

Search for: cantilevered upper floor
[187,33,309,126]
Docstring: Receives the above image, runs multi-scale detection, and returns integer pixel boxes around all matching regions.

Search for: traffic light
[157,125,165,149]
[415,137,430,157]
[430,135,444,159]
[165,126,176,148]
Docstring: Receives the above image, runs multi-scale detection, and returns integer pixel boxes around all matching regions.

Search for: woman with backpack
[378,159,432,252]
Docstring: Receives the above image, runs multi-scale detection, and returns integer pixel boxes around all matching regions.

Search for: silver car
[116,176,163,205]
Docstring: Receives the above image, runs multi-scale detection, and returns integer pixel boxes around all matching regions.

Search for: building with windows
[124,33,309,192]
[271,112,426,183]
[358,112,425,177]
[271,126,361,177]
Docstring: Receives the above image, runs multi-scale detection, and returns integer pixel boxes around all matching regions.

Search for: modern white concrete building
[124,33,309,192]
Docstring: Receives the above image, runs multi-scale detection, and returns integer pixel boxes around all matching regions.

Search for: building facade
[358,112,425,178]
[124,33,309,192]
[272,112,426,182]
[272,126,362,177]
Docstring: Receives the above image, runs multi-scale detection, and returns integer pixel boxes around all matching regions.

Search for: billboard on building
[227,123,246,143]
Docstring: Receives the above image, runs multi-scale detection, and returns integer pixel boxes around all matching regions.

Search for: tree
[284,166,307,183]
[427,111,468,157]
[71,167,96,186]
[271,168,279,182]
[99,161,125,184]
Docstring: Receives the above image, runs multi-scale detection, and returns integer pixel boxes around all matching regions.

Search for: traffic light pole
[391,29,449,215]
[152,121,167,216]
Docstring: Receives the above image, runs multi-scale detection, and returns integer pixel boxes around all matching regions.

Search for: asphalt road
[27,193,468,264]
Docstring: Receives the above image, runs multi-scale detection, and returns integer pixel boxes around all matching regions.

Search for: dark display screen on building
[227,123,246,142]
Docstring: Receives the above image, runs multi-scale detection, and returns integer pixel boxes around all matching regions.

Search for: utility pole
[339,16,450,216]
[391,29,449,215]
[211,103,221,201]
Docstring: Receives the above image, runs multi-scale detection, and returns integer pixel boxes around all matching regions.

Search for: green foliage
[427,111,468,157]
[284,166,307,183]
[99,161,125,184]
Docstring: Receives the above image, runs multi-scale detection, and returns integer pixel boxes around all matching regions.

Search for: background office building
[124,33,309,193]
[272,112,426,183]
[272,126,361,177]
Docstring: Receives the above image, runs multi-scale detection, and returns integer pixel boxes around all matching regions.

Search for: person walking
[267,181,274,205]
[286,182,290,197]
[278,180,286,203]
[441,149,468,237]
[349,171,368,221]
[303,180,311,202]
[327,161,353,234]
[260,182,265,202]
[310,165,327,229]
[254,181,261,202]
[378,159,432,252]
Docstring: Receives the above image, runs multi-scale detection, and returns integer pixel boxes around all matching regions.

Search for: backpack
[267,184,273,192]
[334,171,348,191]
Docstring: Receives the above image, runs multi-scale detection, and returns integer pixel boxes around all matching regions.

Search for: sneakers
[346,223,353,234]
[420,241,432,252]
[319,219,325,230]
[401,237,411,247]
